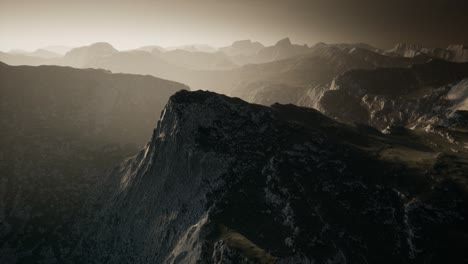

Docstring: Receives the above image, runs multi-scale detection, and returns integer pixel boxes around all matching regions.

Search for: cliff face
[78,90,467,264]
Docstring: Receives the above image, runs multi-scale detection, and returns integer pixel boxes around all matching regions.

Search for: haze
[1,0,467,52]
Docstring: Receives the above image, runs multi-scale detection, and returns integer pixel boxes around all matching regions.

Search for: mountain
[0,51,60,66]
[318,59,468,130]
[7,49,29,55]
[220,39,265,56]
[254,37,312,63]
[75,90,467,263]
[83,50,189,82]
[0,63,188,263]
[8,48,63,58]
[81,50,239,89]
[387,43,468,62]
[61,42,118,68]
[166,44,218,53]
[220,38,313,65]
[41,45,74,55]
[152,49,237,70]
[226,44,429,104]
[136,45,166,53]
[28,49,62,59]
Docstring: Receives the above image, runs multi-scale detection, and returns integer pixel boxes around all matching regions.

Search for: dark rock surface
[76,90,468,264]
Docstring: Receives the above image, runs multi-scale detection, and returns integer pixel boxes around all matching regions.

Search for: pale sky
[1,0,467,51]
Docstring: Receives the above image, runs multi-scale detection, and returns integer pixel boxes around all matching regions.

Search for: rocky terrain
[74,90,467,264]
[1,38,468,263]
[318,60,468,131]
[227,43,429,105]
[387,43,468,62]
[0,62,187,263]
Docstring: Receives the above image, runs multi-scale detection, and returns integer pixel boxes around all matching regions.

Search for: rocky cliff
[76,90,468,264]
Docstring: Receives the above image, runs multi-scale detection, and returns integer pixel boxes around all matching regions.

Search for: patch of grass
[218,225,276,264]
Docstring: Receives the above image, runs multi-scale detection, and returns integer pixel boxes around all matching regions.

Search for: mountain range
[1,38,468,263]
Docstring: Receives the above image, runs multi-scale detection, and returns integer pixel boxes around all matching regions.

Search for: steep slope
[0,64,188,263]
[318,60,468,130]
[77,90,468,264]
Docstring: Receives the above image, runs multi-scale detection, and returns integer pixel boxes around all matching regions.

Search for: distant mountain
[387,43,468,62]
[153,49,237,70]
[0,51,60,66]
[62,42,118,68]
[166,44,218,53]
[41,45,74,55]
[83,49,242,88]
[220,38,313,65]
[219,39,265,57]
[226,44,429,104]
[136,45,166,53]
[83,50,187,81]
[318,59,468,130]
[254,37,311,63]
[0,63,188,262]
[7,49,29,54]
[75,90,468,263]
[29,49,62,58]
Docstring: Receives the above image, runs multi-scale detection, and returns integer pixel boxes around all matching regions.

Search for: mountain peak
[89,42,117,51]
[276,37,292,46]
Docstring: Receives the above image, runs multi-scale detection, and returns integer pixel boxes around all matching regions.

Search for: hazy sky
[1,0,467,51]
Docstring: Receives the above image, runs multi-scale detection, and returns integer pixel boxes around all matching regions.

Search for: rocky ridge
[317,60,468,131]
[76,90,468,264]
[387,43,468,62]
